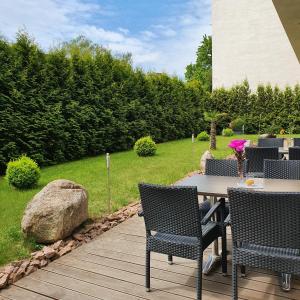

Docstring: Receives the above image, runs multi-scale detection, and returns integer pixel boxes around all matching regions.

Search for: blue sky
[0,0,211,77]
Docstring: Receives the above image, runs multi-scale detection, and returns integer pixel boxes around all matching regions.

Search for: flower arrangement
[228,139,247,178]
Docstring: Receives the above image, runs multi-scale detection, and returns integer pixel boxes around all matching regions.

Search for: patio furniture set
[138,137,300,300]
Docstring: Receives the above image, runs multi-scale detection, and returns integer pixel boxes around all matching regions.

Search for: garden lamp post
[106,153,112,213]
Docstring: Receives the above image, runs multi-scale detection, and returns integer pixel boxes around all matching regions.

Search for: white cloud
[0,0,211,77]
[152,25,177,38]
[141,30,157,40]
[141,0,211,76]
[118,27,129,35]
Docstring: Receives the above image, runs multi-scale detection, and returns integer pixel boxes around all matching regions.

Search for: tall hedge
[1,33,300,174]
[210,81,300,134]
[0,33,207,173]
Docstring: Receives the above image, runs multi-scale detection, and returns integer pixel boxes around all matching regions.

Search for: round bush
[6,156,41,189]
[230,117,244,130]
[197,131,209,141]
[134,137,157,157]
[222,128,234,137]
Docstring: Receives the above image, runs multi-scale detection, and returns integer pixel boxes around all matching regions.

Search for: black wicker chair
[228,189,300,300]
[201,159,248,217]
[289,147,300,160]
[205,159,248,177]
[245,147,279,178]
[205,159,248,276]
[138,183,227,300]
[257,138,284,148]
[264,159,300,180]
[294,138,300,147]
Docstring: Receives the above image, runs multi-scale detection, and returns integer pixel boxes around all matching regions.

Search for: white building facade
[212,0,300,90]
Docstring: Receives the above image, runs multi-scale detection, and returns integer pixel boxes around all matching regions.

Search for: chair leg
[197,254,203,300]
[146,250,151,292]
[232,263,238,300]
[241,266,246,277]
[220,198,227,275]
[221,227,227,275]
[168,255,173,265]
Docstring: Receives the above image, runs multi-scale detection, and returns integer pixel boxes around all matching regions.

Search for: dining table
[176,174,300,291]
[278,147,289,155]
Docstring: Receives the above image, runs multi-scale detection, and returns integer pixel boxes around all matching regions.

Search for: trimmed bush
[230,117,244,131]
[197,131,209,141]
[222,128,234,137]
[134,137,157,157]
[6,156,41,189]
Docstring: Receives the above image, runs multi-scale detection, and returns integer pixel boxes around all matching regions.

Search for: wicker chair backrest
[228,188,300,249]
[264,159,300,180]
[257,138,284,147]
[245,147,279,172]
[293,138,300,147]
[205,159,247,177]
[138,183,202,238]
[289,147,300,160]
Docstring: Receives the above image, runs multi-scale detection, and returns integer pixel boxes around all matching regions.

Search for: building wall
[212,0,300,90]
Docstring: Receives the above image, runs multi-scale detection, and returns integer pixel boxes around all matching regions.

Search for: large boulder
[22,179,88,243]
[200,150,214,171]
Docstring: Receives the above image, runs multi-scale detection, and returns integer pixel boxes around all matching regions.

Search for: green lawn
[0,134,297,265]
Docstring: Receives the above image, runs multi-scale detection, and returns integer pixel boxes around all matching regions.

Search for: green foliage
[6,155,40,189]
[210,81,300,134]
[1,134,268,265]
[134,136,157,157]
[0,32,208,174]
[197,131,209,141]
[185,35,212,92]
[230,117,244,131]
[204,111,227,122]
[222,128,234,137]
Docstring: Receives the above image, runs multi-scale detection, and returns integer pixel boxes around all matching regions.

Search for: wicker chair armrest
[224,213,231,226]
[201,201,221,225]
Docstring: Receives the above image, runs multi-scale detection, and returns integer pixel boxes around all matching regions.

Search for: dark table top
[278,147,288,154]
[176,174,300,197]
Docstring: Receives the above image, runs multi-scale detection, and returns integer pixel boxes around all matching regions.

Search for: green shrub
[197,131,209,141]
[222,128,234,137]
[134,137,157,157]
[230,117,244,131]
[6,156,41,189]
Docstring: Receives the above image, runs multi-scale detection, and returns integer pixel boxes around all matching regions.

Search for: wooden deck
[1,215,300,300]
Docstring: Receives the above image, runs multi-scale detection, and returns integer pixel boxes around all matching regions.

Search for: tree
[204,111,227,150]
[185,35,212,92]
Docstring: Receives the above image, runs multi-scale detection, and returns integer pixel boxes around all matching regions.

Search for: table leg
[280,273,291,291]
[203,196,221,275]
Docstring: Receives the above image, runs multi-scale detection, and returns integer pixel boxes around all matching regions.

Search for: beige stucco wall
[212,0,300,90]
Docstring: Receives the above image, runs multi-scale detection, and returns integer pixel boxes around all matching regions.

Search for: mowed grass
[0,134,298,265]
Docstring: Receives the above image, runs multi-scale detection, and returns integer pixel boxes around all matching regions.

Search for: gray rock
[200,150,214,171]
[22,179,88,243]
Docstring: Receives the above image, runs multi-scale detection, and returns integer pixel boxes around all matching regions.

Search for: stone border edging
[0,201,140,289]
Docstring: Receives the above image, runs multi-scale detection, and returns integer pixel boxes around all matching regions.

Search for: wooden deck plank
[45,262,192,300]
[96,231,300,285]
[60,251,296,300]
[14,276,98,300]
[55,256,232,300]
[0,285,52,300]
[87,217,300,283]
[2,215,300,299]
[28,270,141,300]
[74,246,299,293]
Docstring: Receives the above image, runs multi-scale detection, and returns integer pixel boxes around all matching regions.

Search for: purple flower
[228,139,247,152]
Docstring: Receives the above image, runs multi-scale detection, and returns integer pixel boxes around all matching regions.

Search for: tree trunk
[210,121,217,150]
